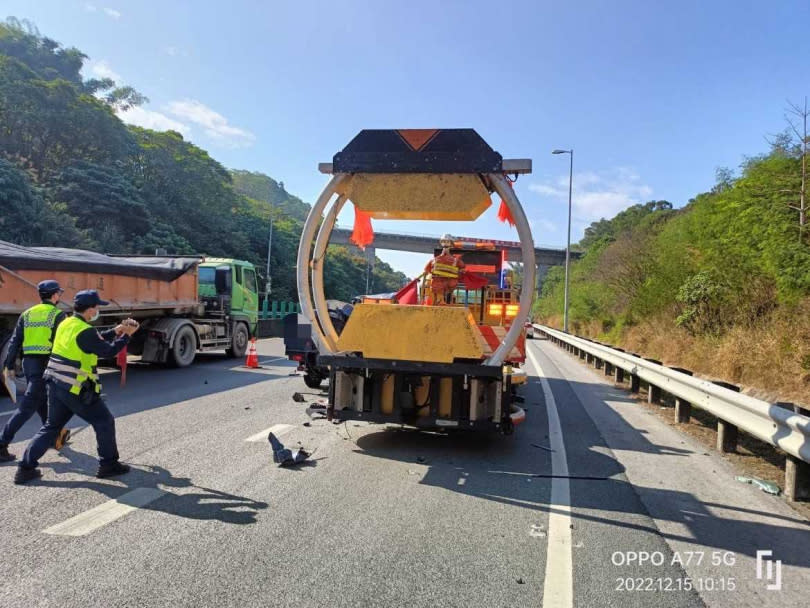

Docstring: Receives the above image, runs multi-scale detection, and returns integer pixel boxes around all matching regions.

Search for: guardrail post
[668,367,694,423]
[585,353,594,364]
[785,455,810,501]
[579,349,586,360]
[630,374,640,393]
[594,357,603,370]
[776,402,810,501]
[604,362,613,377]
[643,359,663,404]
[614,367,624,383]
[712,381,741,452]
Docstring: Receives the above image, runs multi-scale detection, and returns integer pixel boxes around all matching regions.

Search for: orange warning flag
[351,205,374,250]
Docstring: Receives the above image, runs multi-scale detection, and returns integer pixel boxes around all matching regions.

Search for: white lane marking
[457,477,467,486]
[0,409,14,417]
[245,423,294,443]
[527,345,573,608]
[257,356,287,364]
[43,488,166,537]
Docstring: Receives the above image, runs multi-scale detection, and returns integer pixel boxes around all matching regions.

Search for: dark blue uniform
[20,326,129,471]
[1,304,66,448]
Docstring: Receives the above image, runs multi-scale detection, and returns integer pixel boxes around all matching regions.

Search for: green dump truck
[0,242,260,370]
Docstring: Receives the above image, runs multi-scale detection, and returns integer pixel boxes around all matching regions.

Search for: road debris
[292,392,305,403]
[529,524,545,538]
[735,475,781,495]
[268,432,311,467]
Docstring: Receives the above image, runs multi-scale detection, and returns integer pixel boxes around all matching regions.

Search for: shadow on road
[2,350,299,444]
[34,447,268,525]
[352,374,810,568]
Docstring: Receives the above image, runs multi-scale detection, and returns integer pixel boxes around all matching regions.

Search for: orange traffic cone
[245,338,260,368]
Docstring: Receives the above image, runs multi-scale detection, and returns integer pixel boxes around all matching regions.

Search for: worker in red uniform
[424,234,465,305]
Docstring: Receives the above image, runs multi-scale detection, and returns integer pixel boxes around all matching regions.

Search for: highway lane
[0,338,807,607]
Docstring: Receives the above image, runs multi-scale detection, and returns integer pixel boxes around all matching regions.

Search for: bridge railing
[535,324,810,502]
[259,300,300,320]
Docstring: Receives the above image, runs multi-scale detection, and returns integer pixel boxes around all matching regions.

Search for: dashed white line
[245,423,294,443]
[526,344,573,608]
[42,488,166,536]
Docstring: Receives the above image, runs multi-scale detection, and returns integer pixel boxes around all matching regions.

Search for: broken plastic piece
[268,432,311,467]
[735,476,781,495]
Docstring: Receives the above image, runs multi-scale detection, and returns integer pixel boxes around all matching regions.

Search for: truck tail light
[291,354,303,362]
[488,304,503,315]
[505,304,519,317]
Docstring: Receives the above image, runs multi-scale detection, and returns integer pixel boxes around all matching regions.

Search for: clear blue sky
[5,0,810,277]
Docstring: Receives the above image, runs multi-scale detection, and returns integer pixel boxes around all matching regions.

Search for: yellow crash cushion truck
[298,129,535,433]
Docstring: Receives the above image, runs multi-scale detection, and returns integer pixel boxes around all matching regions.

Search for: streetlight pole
[265,218,273,297]
[552,148,573,333]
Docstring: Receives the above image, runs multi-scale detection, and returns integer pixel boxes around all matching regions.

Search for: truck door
[241,267,259,314]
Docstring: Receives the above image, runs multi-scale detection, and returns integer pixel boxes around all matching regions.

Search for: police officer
[1,280,71,462]
[14,290,138,484]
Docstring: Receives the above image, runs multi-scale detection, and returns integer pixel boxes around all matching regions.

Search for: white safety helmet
[439,233,454,248]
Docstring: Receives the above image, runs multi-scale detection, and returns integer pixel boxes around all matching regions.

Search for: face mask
[90,310,100,322]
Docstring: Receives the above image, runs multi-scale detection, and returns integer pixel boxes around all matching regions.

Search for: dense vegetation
[0,18,406,302]
[535,138,810,401]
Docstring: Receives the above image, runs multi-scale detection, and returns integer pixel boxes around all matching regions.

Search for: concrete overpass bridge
[330,227,581,289]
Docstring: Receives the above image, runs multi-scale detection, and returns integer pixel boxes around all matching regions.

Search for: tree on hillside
[579,200,673,250]
[231,170,311,222]
[0,54,135,176]
[51,161,151,251]
[0,159,83,246]
[0,18,85,84]
[784,98,808,240]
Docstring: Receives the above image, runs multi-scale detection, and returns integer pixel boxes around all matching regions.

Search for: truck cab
[138,257,260,367]
[197,258,259,336]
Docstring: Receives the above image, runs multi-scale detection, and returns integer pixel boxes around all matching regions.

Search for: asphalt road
[0,339,808,607]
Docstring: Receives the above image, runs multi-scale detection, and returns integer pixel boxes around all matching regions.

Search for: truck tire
[303,371,323,389]
[226,323,249,358]
[170,325,197,368]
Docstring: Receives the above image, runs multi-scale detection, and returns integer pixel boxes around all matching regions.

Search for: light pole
[552,148,573,333]
[265,218,273,297]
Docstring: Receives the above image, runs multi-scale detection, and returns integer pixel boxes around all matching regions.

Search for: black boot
[96,461,131,478]
[0,445,15,462]
[14,467,42,484]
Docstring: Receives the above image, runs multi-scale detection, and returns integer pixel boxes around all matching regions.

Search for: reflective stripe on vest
[21,303,60,355]
[432,262,460,278]
[46,316,101,395]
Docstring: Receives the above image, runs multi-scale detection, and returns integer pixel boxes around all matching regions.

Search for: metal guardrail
[260,300,300,320]
[535,324,810,501]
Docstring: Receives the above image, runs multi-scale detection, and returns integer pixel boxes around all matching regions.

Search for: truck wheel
[171,325,197,368]
[303,372,323,389]
[226,323,249,358]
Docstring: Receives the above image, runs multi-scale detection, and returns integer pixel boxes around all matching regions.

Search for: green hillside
[0,18,406,302]
[535,140,810,401]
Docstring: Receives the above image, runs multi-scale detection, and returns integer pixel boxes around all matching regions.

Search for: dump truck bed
[0,241,200,316]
